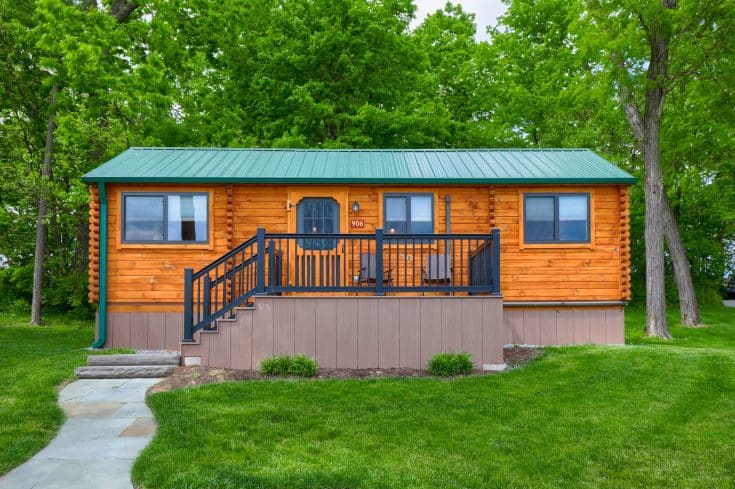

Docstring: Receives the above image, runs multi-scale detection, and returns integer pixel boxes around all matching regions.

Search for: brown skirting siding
[503,305,624,346]
[106,309,183,351]
[182,296,505,370]
[101,299,624,368]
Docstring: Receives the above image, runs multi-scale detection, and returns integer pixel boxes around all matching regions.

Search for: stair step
[87,353,180,367]
[75,365,177,379]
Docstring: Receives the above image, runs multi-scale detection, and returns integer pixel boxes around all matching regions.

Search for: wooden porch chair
[358,253,394,286]
[423,254,452,294]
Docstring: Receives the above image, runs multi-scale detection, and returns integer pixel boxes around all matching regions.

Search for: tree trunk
[641,25,672,339]
[30,84,58,325]
[662,192,702,326]
[642,135,671,338]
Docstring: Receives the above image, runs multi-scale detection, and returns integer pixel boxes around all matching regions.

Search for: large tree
[585,0,735,335]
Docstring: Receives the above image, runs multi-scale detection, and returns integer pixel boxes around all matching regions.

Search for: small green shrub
[289,355,319,377]
[260,354,319,377]
[427,352,474,376]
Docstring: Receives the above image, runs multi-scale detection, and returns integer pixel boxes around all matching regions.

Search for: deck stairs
[74,352,180,379]
[180,305,254,368]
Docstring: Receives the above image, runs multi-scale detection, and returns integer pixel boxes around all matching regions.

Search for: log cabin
[82,148,634,370]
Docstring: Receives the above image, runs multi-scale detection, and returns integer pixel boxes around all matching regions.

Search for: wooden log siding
[100,183,628,305]
[619,186,631,300]
[495,185,624,302]
[88,185,100,303]
[105,184,227,303]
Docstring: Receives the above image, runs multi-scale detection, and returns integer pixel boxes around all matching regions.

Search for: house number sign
[350,219,365,228]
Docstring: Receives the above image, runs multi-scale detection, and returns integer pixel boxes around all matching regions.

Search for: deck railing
[184,228,500,340]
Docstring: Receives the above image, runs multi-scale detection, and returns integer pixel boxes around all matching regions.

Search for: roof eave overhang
[81,177,637,185]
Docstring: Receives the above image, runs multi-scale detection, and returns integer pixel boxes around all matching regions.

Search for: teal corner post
[92,182,108,349]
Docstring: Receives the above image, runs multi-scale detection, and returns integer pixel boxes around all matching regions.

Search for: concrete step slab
[87,353,180,367]
[74,365,176,379]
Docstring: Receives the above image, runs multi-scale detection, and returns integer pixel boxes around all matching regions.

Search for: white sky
[411,0,507,41]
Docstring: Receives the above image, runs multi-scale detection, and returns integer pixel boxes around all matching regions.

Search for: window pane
[125,196,164,241]
[168,195,207,242]
[525,196,554,242]
[297,199,338,250]
[411,220,433,234]
[559,195,588,241]
[526,197,554,221]
[193,195,207,241]
[559,221,587,241]
[385,197,406,221]
[559,196,588,221]
[385,221,407,234]
[410,196,432,222]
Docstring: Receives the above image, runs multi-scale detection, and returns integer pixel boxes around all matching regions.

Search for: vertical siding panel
[505,309,523,345]
[294,298,317,358]
[130,312,148,349]
[605,308,625,344]
[556,309,576,345]
[461,300,483,369]
[523,309,542,346]
[572,309,591,344]
[399,298,421,369]
[147,314,166,350]
[231,309,253,370]
[252,299,274,367]
[538,309,557,346]
[378,299,400,368]
[482,299,504,364]
[357,298,379,368]
[198,332,211,366]
[273,298,295,355]
[164,312,181,351]
[420,299,442,367]
[336,300,358,369]
[589,309,608,344]
[208,323,231,368]
[441,299,462,353]
[315,298,337,368]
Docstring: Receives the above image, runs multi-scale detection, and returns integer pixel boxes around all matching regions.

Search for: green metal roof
[81,148,635,185]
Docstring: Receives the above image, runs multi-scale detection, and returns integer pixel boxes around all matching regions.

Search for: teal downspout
[92,182,108,349]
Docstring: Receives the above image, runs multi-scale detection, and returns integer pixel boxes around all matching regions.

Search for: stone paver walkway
[0,378,161,489]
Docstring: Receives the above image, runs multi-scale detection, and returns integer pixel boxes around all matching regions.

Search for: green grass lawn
[134,305,735,489]
[0,312,123,475]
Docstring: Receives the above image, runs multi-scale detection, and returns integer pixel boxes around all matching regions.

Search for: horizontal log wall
[495,185,623,301]
[96,183,629,305]
[182,296,505,370]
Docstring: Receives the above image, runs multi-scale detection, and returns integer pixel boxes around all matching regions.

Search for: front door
[290,196,343,289]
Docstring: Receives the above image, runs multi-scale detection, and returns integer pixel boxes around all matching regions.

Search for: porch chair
[358,253,394,286]
[422,254,452,294]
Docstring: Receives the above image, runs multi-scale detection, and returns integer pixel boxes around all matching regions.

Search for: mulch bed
[149,346,543,395]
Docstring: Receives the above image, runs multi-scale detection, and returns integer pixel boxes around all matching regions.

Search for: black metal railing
[184,228,500,340]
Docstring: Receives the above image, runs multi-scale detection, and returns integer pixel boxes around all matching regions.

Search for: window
[123,193,208,243]
[296,198,339,250]
[384,194,434,234]
[524,193,590,243]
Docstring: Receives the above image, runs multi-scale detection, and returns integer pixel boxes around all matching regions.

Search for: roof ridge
[126,147,592,153]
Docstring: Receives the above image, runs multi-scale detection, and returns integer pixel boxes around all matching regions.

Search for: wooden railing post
[491,228,501,294]
[256,227,266,295]
[183,268,194,342]
[375,228,385,296]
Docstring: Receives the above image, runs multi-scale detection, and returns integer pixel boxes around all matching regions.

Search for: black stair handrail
[183,230,266,341]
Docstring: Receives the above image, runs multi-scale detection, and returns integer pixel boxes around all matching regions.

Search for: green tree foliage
[0,0,732,320]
